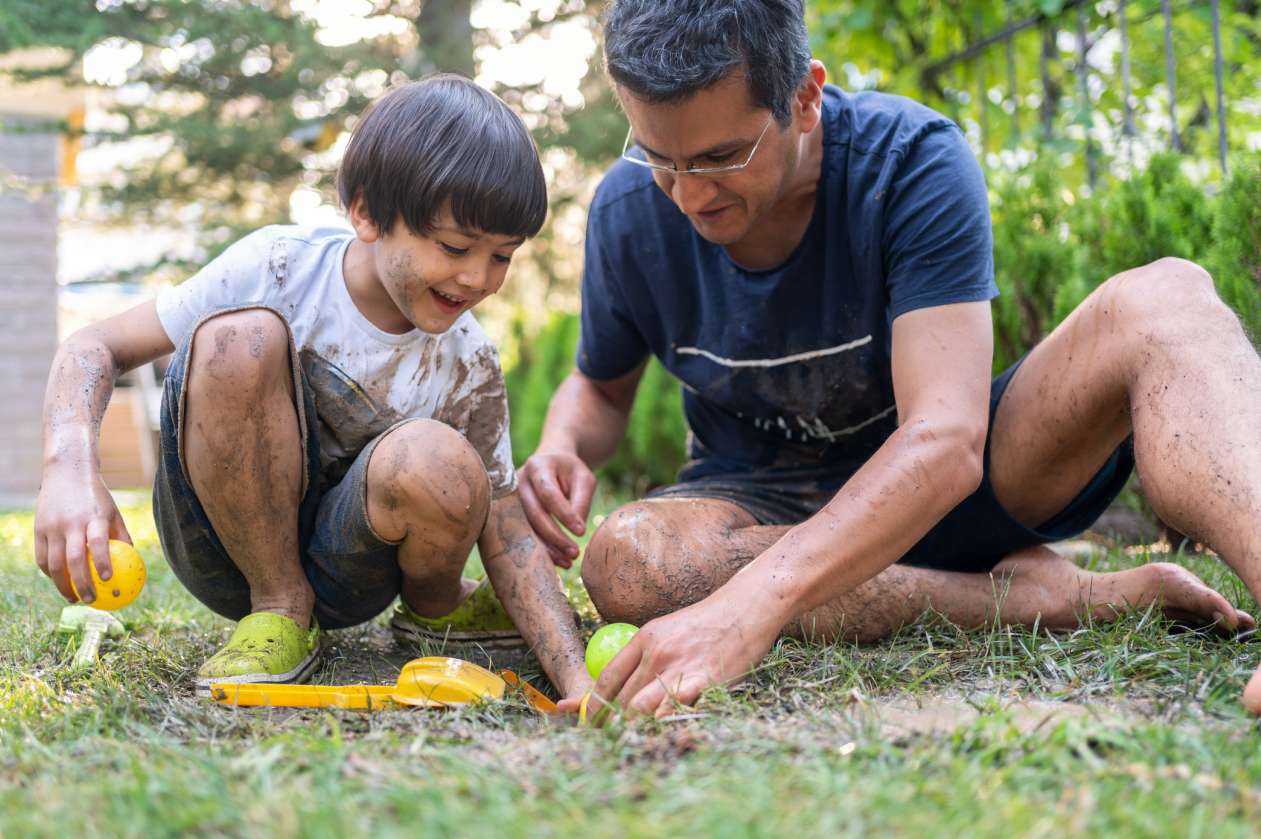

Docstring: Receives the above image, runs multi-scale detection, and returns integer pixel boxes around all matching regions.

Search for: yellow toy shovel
[208,656,556,714]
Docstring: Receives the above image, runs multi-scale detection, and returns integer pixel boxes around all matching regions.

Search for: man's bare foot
[1243,667,1261,715]
[1121,562,1255,636]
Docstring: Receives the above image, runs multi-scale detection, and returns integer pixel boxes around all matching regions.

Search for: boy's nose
[456,264,488,292]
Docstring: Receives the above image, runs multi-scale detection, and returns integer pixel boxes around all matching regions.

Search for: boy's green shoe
[390,578,526,650]
[195,612,321,692]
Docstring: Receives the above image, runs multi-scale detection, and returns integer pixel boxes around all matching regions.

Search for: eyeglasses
[620,116,774,177]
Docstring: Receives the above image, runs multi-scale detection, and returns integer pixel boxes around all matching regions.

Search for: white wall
[0,121,59,507]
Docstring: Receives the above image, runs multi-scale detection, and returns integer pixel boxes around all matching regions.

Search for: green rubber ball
[585,623,638,679]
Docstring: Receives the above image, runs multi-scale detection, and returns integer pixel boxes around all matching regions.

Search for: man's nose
[670,173,719,216]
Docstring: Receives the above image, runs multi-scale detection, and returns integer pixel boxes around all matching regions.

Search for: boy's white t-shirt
[155,224,517,498]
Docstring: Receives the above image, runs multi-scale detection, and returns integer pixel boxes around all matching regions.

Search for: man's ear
[348,191,382,243]
[794,59,827,134]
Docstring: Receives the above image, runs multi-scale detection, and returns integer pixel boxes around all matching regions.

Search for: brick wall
[0,121,59,506]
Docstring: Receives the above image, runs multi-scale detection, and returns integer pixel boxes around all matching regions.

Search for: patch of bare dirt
[857,696,1108,740]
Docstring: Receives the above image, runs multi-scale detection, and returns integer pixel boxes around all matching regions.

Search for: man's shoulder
[823,85,960,162]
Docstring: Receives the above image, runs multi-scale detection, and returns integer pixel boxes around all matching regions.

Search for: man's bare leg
[364,419,490,618]
[582,497,1243,643]
[184,309,312,626]
[984,258,1261,707]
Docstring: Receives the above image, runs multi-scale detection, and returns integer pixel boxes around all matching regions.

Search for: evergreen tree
[0,0,405,280]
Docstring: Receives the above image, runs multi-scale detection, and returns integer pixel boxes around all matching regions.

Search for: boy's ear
[348,191,382,243]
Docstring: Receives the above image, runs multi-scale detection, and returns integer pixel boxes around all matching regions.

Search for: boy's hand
[34,466,133,604]
[554,671,596,714]
[518,450,596,568]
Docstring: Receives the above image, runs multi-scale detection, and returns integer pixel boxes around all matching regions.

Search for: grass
[3,497,1261,837]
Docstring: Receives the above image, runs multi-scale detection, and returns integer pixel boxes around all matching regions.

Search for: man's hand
[517,450,597,568]
[34,466,133,604]
[587,594,781,720]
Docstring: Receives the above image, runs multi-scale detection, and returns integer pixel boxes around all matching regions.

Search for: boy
[34,76,593,702]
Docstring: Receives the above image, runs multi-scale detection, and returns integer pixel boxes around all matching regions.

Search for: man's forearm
[537,370,634,468]
[480,496,588,693]
[42,335,120,474]
[725,418,985,628]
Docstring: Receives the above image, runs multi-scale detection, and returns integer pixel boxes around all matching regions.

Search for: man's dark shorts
[648,357,1135,574]
[152,305,408,630]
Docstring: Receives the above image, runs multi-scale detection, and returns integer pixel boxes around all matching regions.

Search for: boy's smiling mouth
[430,287,469,313]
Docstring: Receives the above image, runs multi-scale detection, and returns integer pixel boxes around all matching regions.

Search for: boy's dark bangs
[339,77,548,240]
[400,101,548,240]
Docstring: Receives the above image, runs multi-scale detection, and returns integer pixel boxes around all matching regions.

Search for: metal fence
[917,0,1235,185]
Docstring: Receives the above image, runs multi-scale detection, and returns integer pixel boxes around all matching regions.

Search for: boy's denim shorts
[649,356,1135,574]
[152,305,407,629]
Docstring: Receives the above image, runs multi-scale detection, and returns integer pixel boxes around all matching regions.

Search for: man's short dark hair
[603,0,811,123]
[337,75,547,239]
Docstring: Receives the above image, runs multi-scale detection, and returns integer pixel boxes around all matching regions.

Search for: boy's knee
[368,419,490,539]
[189,308,292,392]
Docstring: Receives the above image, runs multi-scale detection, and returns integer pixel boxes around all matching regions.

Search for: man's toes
[1147,564,1247,634]
[1244,667,1261,715]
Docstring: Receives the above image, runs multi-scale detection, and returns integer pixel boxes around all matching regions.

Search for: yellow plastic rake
[208,656,556,714]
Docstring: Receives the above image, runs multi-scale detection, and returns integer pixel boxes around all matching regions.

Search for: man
[523,0,1261,717]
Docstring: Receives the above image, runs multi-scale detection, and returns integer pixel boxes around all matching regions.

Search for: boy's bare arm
[478,491,592,700]
[36,300,174,602]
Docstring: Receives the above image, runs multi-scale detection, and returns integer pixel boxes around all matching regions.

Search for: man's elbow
[948,420,986,499]
[903,417,986,502]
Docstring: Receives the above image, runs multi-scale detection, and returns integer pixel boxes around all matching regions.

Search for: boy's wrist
[42,443,98,473]
[42,427,98,470]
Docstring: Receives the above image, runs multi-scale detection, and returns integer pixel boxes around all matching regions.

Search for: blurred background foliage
[0,0,1258,494]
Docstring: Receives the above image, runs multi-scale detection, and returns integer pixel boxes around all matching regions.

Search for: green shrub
[990,152,1223,372]
[504,311,580,466]
[611,353,687,492]
[989,157,1089,372]
[504,310,687,494]
[1207,155,1261,342]
[1088,153,1216,282]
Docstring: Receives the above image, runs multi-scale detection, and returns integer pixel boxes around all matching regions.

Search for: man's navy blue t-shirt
[577,85,997,483]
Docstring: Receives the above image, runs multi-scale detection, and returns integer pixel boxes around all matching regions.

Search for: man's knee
[1103,257,1235,334]
[189,308,292,394]
[583,502,655,583]
[582,501,675,624]
[367,419,490,542]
